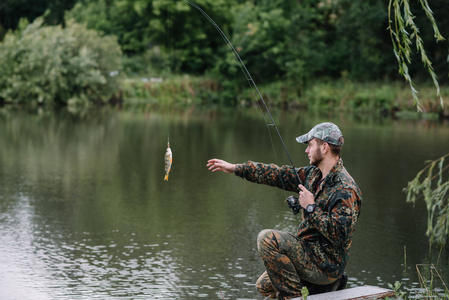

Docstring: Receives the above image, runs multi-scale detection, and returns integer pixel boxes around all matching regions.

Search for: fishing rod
[184,0,301,182]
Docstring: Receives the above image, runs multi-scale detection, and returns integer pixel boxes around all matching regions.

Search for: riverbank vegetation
[1,0,448,116]
[122,75,449,118]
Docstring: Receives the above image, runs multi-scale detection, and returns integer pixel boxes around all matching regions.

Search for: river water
[0,106,448,299]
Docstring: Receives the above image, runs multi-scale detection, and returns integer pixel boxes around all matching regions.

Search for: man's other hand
[207,159,236,174]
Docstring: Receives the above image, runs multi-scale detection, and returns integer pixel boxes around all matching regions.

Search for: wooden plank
[292,285,395,300]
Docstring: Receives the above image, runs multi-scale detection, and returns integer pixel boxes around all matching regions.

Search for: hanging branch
[404,153,449,246]
[388,0,445,111]
[391,0,449,248]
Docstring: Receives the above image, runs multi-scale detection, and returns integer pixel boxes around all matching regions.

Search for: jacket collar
[324,157,343,184]
[315,158,343,190]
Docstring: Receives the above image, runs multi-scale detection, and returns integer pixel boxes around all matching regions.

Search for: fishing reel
[285,195,301,215]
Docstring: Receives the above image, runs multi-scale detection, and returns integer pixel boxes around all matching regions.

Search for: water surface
[0,107,448,299]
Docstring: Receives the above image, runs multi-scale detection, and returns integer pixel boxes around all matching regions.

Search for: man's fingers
[207,159,225,172]
[207,158,218,165]
[207,159,219,168]
[208,164,221,171]
[298,184,310,193]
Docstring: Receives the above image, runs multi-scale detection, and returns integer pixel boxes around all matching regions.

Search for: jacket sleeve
[234,160,302,192]
[307,188,361,248]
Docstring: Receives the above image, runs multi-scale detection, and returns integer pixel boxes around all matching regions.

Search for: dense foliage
[66,0,234,75]
[0,0,77,38]
[0,18,122,105]
[2,0,448,85]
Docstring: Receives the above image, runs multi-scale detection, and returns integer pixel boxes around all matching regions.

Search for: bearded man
[207,122,362,299]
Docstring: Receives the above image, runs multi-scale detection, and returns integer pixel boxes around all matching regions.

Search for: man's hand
[298,184,315,208]
[207,159,237,174]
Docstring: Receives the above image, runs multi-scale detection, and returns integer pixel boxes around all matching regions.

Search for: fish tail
[164,174,169,181]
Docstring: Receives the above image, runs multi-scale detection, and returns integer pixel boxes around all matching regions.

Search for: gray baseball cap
[296,122,344,146]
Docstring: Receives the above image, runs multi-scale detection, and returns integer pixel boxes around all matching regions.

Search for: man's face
[305,138,324,166]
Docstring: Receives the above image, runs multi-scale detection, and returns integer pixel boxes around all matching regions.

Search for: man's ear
[322,142,330,154]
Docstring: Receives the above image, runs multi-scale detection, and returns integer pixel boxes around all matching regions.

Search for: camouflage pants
[256,229,336,298]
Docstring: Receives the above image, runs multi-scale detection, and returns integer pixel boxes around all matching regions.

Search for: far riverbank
[121,76,449,120]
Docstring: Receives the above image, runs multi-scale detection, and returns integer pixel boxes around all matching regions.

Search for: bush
[0,18,123,105]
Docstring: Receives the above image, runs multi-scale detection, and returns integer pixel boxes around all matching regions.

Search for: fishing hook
[184,0,301,182]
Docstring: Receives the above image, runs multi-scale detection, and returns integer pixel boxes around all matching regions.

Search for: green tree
[0,18,123,105]
[66,0,151,54]
[2,0,449,84]
[332,0,397,80]
[214,0,400,90]
[0,0,78,40]
[67,0,235,74]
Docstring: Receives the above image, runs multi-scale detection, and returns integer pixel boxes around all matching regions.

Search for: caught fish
[164,142,173,181]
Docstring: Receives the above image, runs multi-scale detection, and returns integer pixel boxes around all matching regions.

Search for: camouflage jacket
[235,158,362,278]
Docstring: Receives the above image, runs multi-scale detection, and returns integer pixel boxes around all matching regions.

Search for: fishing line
[166,0,170,149]
[184,0,301,183]
[164,0,173,182]
[166,0,171,121]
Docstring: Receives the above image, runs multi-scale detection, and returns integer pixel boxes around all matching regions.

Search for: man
[207,122,362,299]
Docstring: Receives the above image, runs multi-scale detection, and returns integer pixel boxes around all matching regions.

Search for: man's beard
[311,148,324,167]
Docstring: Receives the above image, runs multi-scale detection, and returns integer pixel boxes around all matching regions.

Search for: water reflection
[0,107,448,299]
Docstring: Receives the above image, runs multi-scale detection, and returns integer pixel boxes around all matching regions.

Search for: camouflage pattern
[235,158,362,298]
[296,122,344,146]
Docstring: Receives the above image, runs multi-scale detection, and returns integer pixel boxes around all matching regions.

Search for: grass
[388,264,449,299]
[122,75,220,107]
[121,75,449,119]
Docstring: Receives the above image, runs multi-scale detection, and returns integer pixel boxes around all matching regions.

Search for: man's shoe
[336,273,347,291]
[329,272,347,292]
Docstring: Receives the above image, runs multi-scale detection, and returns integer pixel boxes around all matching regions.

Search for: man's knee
[257,229,278,254]
[257,229,272,245]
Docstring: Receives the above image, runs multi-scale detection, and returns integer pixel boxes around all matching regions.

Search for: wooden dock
[292,285,395,300]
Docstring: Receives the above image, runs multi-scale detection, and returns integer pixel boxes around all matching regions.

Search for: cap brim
[296,133,311,144]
